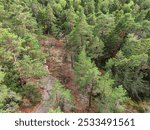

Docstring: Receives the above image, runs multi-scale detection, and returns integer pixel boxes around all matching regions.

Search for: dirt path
[35,75,54,113]
[22,37,92,113]
[41,37,87,112]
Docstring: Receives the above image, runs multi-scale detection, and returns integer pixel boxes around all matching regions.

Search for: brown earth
[41,37,90,112]
[20,37,95,113]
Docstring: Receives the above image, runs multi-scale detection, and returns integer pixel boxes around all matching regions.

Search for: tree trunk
[88,85,93,112]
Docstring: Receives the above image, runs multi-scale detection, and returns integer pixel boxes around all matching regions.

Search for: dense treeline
[0,0,150,112]
[0,0,47,112]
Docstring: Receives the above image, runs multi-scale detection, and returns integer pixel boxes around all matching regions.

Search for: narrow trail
[20,37,90,113]
[35,75,53,113]
[41,37,87,112]
[20,37,148,113]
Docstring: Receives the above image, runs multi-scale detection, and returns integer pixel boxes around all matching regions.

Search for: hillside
[0,0,150,113]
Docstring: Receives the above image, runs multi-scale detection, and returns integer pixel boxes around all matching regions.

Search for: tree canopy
[0,0,149,113]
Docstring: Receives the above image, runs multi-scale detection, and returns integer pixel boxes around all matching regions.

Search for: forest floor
[20,37,88,113]
[40,37,89,112]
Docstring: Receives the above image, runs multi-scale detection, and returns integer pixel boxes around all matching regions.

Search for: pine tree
[46,3,57,34]
[0,69,21,112]
[87,36,104,59]
[94,13,115,39]
[63,5,78,33]
[74,48,128,112]
[37,2,57,34]
[95,73,128,112]
[106,34,150,100]
[6,1,39,36]
[74,48,100,109]
[84,0,95,15]
[50,80,73,112]
[66,11,93,58]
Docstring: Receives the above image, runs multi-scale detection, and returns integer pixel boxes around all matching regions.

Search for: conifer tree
[66,11,93,57]
[74,48,100,109]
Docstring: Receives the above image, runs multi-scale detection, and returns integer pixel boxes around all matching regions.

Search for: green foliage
[18,55,47,78]
[66,12,93,54]
[66,12,104,60]
[21,83,42,105]
[95,73,128,112]
[2,0,40,36]
[94,13,115,39]
[36,3,57,34]
[49,107,63,113]
[63,6,78,34]
[87,36,104,59]
[50,80,73,111]
[59,0,67,8]
[0,27,23,62]
[51,80,73,102]
[74,48,102,110]
[0,0,46,112]
[106,35,150,100]
[0,70,21,112]
[0,0,150,113]
[74,49,128,112]
[74,48,100,89]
